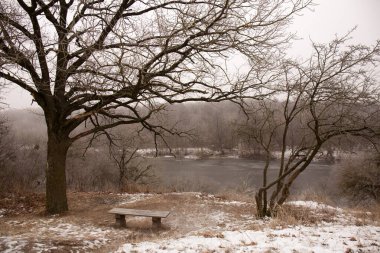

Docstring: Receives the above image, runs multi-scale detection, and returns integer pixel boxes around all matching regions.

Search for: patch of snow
[167,192,201,196]
[0,237,28,253]
[36,221,109,238]
[192,193,251,206]
[1,219,112,252]
[136,148,156,155]
[117,193,155,205]
[225,155,240,158]
[116,224,380,253]
[287,200,344,213]
[184,155,199,160]
[0,208,6,218]
[214,200,250,206]
[210,210,231,224]
[5,220,24,226]
[287,201,355,224]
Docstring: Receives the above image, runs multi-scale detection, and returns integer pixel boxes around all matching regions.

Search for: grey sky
[289,0,380,57]
[4,0,380,109]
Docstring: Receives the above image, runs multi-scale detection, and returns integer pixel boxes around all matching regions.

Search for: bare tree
[110,136,153,191]
[0,99,17,192]
[240,36,380,217]
[237,100,280,216]
[0,114,13,168]
[0,0,311,213]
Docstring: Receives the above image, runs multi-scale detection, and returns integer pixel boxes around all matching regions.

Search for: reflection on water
[150,157,334,194]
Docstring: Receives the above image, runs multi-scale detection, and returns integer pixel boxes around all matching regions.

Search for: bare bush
[336,153,380,205]
[65,145,118,192]
[111,147,155,192]
[0,112,46,193]
[0,141,45,193]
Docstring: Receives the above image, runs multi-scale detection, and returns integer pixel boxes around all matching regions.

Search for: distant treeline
[1,101,374,159]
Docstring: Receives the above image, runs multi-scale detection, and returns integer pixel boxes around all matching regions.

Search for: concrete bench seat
[108,208,170,228]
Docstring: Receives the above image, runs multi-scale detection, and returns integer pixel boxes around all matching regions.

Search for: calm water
[150,158,334,194]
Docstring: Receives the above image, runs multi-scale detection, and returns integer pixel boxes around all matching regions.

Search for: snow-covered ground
[115,198,380,253]
[116,224,379,253]
[0,193,379,252]
[117,192,156,205]
[0,208,5,218]
[0,221,110,253]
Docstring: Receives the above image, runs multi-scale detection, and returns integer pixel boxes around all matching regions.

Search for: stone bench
[108,208,170,228]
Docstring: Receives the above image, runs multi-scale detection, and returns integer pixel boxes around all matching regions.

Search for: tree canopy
[0,0,310,213]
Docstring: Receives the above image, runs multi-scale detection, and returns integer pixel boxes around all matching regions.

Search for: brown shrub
[335,153,380,205]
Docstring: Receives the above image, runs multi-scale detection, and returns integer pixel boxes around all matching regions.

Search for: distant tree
[110,136,153,191]
[239,36,380,217]
[0,0,311,213]
[0,91,17,192]
[0,113,13,169]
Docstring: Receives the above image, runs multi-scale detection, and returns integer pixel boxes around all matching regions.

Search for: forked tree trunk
[257,189,283,218]
[45,131,71,214]
[255,151,272,218]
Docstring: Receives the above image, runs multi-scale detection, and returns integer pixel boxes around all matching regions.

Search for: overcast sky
[4,0,380,109]
[289,0,380,56]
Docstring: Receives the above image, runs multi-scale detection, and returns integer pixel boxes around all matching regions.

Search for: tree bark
[45,131,70,214]
[256,189,271,218]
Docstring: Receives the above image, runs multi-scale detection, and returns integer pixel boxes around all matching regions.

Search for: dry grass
[266,204,338,229]
[290,188,334,206]
[0,192,45,216]
[346,204,380,226]
[197,231,225,238]
[214,191,253,203]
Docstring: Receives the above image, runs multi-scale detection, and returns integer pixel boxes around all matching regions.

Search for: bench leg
[115,214,126,227]
[152,217,161,228]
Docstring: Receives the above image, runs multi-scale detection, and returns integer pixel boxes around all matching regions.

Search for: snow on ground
[0,208,5,218]
[115,199,380,253]
[117,193,156,205]
[0,237,28,253]
[286,200,367,225]
[116,224,379,253]
[0,193,158,252]
[1,219,112,252]
[1,194,379,253]
[183,155,199,160]
[287,200,344,212]
[136,147,239,158]
[193,193,250,207]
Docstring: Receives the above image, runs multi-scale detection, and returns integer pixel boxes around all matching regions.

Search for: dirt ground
[0,191,256,252]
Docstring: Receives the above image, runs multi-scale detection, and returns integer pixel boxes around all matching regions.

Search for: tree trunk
[255,151,272,218]
[255,189,271,218]
[45,132,70,214]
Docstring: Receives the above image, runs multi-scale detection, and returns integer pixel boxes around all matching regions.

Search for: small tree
[110,138,153,191]
[240,36,380,217]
